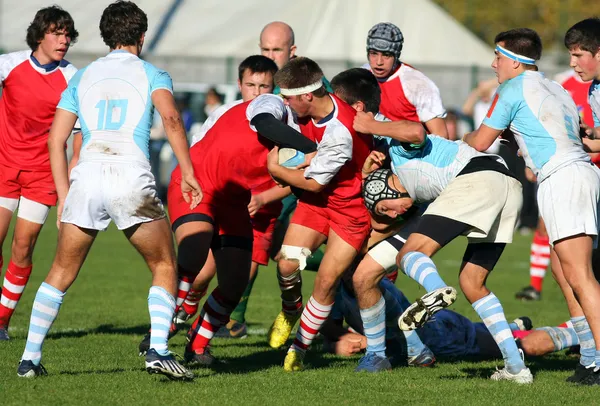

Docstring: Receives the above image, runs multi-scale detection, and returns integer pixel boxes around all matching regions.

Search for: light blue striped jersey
[387,135,494,203]
[57,50,173,167]
[589,79,600,128]
[483,71,589,181]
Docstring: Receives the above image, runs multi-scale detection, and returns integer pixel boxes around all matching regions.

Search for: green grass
[0,212,597,405]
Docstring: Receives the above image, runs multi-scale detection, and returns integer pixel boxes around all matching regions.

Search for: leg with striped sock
[185,287,237,365]
[181,288,207,317]
[400,251,447,292]
[0,261,33,330]
[473,293,526,374]
[290,295,333,354]
[529,230,550,292]
[572,316,595,367]
[21,283,64,365]
[148,286,176,356]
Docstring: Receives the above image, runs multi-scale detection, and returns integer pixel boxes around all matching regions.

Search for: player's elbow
[471,138,491,152]
[306,181,326,193]
[411,125,426,145]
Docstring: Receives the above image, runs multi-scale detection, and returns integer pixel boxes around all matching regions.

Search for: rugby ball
[278,148,305,168]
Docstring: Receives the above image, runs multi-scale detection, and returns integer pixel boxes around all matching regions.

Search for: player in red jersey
[363,22,448,138]
[0,6,78,340]
[167,93,316,366]
[265,58,373,372]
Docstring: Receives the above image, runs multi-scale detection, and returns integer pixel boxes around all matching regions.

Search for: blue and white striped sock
[381,284,426,357]
[148,286,176,356]
[537,326,579,351]
[21,282,64,366]
[473,293,525,374]
[400,252,447,292]
[571,316,595,367]
[360,296,386,357]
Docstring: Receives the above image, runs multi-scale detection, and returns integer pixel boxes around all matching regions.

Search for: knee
[459,272,486,302]
[278,258,300,276]
[352,265,381,295]
[277,245,311,275]
[11,233,36,262]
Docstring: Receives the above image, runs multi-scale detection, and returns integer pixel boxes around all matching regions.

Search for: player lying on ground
[321,276,578,362]
[16,1,201,381]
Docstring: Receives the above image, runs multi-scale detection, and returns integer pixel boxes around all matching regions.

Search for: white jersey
[191,99,244,146]
[483,71,590,181]
[388,135,498,203]
[57,50,173,169]
[590,79,600,128]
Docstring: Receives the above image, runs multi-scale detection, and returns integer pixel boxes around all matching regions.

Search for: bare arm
[68,132,82,178]
[463,124,503,152]
[248,186,292,217]
[354,112,425,144]
[423,117,448,139]
[152,89,202,208]
[48,109,78,227]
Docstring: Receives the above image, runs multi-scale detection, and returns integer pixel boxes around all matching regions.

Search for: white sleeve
[303,122,353,186]
[0,50,30,85]
[247,94,286,131]
[191,100,242,146]
[400,67,446,122]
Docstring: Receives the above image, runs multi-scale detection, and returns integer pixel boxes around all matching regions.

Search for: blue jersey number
[96,99,128,130]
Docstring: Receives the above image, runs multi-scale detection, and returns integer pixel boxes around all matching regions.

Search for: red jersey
[365,63,445,123]
[0,51,77,171]
[555,69,594,128]
[298,94,373,214]
[185,95,282,203]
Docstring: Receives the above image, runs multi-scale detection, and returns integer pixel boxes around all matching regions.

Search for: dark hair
[238,55,278,82]
[494,28,542,64]
[331,68,381,114]
[100,1,148,49]
[565,18,600,55]
[26,6,78,51]
[274,56,328,97]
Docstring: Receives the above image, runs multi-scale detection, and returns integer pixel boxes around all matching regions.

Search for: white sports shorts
[367,214,421,273]
[61,161,165,231]
[538,161,600,246]
[423,171,522,244]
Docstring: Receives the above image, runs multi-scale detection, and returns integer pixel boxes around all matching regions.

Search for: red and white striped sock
[290,296,333,353]
[529,231,550,292]
[176,275,193,309]
[0,260,33,328]
[187,287,236,352]
[182,287,207,316]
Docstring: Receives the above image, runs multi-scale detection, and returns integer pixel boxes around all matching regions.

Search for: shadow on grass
[47,324,150,340]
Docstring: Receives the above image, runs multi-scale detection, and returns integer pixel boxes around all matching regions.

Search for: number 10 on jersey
[96,99,128,130]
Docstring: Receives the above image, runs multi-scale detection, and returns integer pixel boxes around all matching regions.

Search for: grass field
[0,212,598,405]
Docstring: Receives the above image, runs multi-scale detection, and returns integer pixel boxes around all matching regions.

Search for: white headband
[495,45,536,65]
[279,79,323,96]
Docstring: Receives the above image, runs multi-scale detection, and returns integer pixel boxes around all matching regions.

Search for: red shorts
[290,200,370,251]
[251,212,277,265]
[167,176,252,240]
[0,163,57,206]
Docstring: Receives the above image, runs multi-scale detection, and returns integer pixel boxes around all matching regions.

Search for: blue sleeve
[482,83,516,131]
[144,62,173,94]
[57,69,84,115]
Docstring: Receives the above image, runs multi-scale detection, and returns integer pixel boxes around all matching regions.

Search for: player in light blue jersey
[362,133,529,382]
[17,1,201,381]
[464,27,600,385]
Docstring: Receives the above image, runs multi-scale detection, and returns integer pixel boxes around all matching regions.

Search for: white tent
[1,0,494,67]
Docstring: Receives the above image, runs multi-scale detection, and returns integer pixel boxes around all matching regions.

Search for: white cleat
[490,367,534,384]
[398,287,457,331]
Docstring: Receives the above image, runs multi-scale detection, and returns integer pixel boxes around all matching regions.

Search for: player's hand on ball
[353,111,376,134]
[267,146,280,169]
[296,151,317,170]
[181,172,203,209]
[362,150,386,178]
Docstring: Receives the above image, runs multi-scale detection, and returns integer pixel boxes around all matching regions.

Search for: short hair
[331,68,381,114]
[100,1,148,50]
[494,28,542,63]
[274,57,328,97]
[238,55,278,82]
[26,6,78,51]
[565,18,600,55]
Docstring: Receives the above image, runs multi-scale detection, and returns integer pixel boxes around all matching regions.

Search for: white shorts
[61,161,165,231]
[368,214,421,273]
[538,162,600,245]
[424,171,522,243]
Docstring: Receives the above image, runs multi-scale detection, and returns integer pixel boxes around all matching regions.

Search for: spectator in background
[149,111,167,201]
[170,94,194,173]
[445,109,460,141]
[259,21,296,70]
[462,78,500,153]
[203,87,223,118]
